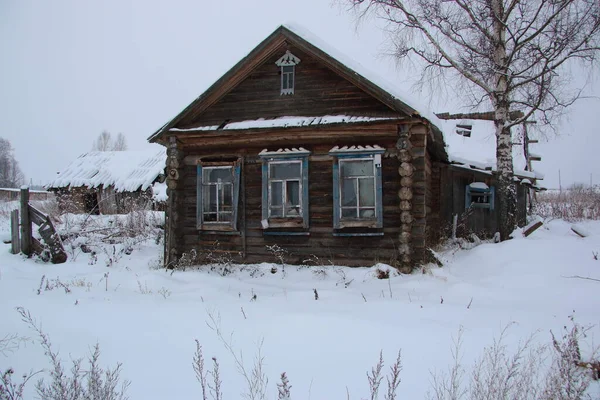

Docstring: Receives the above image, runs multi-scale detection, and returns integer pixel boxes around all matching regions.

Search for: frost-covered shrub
[429,320,598,400]
[534,186,600,221]
[2,308,129,400]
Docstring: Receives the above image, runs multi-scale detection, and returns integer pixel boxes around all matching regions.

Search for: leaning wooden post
[10,209,20,254]
[20,187,32,256]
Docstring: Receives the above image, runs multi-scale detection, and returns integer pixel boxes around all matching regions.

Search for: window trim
[275,50,300,96]
[259,150,310,229]
[330,148,384,230]
[465,183,495,210]
[196,161,241,231]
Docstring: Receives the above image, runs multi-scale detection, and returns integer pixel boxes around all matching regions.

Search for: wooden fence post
[10,209,20,254]
[20,187,32,256]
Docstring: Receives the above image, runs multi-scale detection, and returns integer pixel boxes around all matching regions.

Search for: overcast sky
[1,0,598,189]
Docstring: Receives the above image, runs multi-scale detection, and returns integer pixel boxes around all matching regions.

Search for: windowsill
[262,217,304,229]
[468,204,492,210]
[333,232,383,237]
[263,231,310,236]
[338,220,379,229]
[199,224,236,232]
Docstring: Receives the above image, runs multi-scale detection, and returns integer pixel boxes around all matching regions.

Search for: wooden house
[148,25,543,271]
[46,150,167,215]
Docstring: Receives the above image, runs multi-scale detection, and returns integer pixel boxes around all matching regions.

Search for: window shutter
[332,160,340,229]
[261,160,269,222]
[376,162,383,228]
[232,162,241,231]
[196,164,203,229]
[302,157,309,228]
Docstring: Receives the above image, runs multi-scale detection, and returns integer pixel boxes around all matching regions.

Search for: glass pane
[282,74,289,90]
[288,71,294,89]
[282,66,294,73]
[286,181,301,217]
[286,181,300,206]
[341,160,373,178]
[270,162,301,180]
[222,183,232,208]
[219,212,232,222]
[341,178,357,207]
[359,178,375,207]
[342,208,356,218]
[203,185,217,213]
[360,208,376,218]
[204,213,217,222]
[271,181,283,206]
[204,168,232,183]
[270,207,283,218]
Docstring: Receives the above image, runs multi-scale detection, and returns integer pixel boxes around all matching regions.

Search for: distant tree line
[0,137,24,188]
[92,131,128,152]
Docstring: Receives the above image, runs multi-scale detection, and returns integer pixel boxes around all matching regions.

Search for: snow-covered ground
[1,207,599,399]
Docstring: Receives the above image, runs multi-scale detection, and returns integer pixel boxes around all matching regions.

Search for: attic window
[275,50,301,95]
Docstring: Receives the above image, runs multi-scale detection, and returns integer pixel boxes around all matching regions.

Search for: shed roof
[46,150,166,192]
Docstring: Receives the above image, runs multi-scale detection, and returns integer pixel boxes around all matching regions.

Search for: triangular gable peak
[149,25,430,143]
[275,50,301,66]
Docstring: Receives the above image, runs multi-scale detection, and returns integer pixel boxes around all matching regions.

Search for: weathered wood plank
[10,209,20,254]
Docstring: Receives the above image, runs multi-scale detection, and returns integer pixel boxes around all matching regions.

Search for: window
[281,66,295,95]
[330,146,384,229]
[197,161,241,231]
[259,148,310,229]
[465,182,495,210]
[275,50,301,95]
[268,161,302,218]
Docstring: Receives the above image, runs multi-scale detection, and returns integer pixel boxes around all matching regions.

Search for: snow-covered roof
[47,150,166,192]
[437,119,544,180]
[170,115,398,132]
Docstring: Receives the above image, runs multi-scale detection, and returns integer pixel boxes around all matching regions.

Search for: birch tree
[0,138,24,188]
[92,131,128,151]
[346,0,600,239]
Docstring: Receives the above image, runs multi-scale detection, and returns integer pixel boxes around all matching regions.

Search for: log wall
[175,143,403,267]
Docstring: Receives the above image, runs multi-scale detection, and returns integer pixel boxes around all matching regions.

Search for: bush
[0,308,130,400]
[533,186,600,221]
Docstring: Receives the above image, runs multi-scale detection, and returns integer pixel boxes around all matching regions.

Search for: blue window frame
[196,161,241,231]
[259,149,310,229]
[465,183,495,210]
[330,147,384,229]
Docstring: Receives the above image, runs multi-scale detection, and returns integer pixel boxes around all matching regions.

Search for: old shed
[47,150,167,214]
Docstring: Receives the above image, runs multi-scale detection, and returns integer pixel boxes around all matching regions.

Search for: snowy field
[1,204,599,399]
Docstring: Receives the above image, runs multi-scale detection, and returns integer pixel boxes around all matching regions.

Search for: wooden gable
[175,43,401,129]
[149,25,423,143]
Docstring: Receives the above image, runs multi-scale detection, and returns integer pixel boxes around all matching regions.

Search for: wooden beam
[20,187,32,256]
[435,110,525,121]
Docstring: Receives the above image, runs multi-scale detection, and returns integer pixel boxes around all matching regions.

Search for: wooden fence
[10,187,67,264]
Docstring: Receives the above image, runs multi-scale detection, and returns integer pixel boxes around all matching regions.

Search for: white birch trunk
[492,0,517,240]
